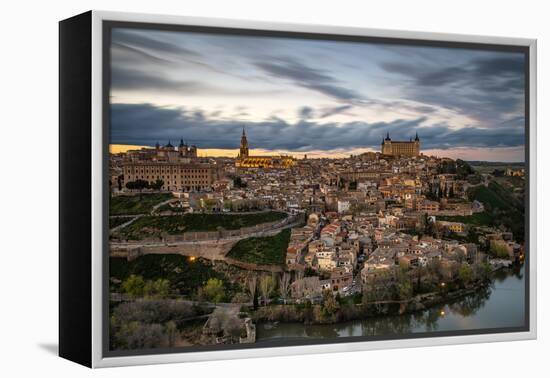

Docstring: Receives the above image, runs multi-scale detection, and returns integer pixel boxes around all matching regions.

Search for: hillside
[467,180,525,242]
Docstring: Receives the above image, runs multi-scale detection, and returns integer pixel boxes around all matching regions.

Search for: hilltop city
[108,129,525,350]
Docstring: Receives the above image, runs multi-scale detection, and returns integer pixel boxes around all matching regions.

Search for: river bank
[250,265,507,327]
[250,279,491,327]
[256,264,525,340]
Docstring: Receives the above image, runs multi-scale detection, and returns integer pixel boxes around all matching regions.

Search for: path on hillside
[110,216,304,251]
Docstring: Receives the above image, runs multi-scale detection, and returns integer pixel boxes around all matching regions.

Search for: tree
[253,289,259,309]
[279,272,291,304]
[427,259,443,282]
[121,274,145,298]
[473,261,491,282]
[304,267,318,277]
[117,175,123,191]
[233,176,246,188]
[424,213,434,236]
[395,269,413,300]
[203,278,225,304]
[231,292,249,303]
[164,321,177,348]
[247,274,258,309]
[208,308,242,340]
[414,264,427,293]
[259,274,275,306]
[125,179,149,191]
[490,240,511,258]
[113,321,164,350]
[143,278,171,298]
[492,168,505,177]
[150,179,164,191]
[321,289,340,317]
[458,264,474,287]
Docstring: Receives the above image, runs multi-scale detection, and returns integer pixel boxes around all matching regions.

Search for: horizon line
[109,144,525,163]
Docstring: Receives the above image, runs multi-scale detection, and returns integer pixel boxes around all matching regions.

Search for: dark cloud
[382,56,524,87]
[111,66,202,92]
[112,29,201,57]
[110,66,282,97]
[418,66,469,87]
[319,105,354,118]
[111,103,524,151]
[472,56,525,77]
[112,42,175,66]
[112,29,258,84]
[379,54,525,127]
[298,106,314,119]
[254,58,364,101]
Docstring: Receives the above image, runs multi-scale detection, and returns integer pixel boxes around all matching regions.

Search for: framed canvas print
[59,10,537,368]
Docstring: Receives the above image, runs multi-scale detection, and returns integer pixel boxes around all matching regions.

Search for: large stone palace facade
[122,140,220,191]
[381,132,420,157]
[236,128,296,168]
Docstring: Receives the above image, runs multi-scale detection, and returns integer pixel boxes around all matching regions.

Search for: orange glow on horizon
[109,144,153,154]
[109,144,524,162]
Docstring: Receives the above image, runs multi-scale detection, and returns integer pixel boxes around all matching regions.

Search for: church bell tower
[239,127,249,158]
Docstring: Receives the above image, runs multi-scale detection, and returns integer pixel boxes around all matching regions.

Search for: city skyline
[110,28,526,162]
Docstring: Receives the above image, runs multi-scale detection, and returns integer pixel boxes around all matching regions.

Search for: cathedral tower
[239,127,249,158]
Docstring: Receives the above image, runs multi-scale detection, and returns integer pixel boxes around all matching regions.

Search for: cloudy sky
[109,27,526,161]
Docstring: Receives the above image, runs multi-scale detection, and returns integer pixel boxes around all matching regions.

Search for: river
[256,265,525,341]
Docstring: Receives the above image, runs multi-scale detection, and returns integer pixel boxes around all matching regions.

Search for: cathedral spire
[239,127,249,159]
[415,131,419,141]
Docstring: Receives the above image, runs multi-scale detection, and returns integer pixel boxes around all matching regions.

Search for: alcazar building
[381,132,420,157]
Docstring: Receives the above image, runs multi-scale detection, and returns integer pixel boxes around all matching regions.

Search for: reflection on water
[257,266,525,341]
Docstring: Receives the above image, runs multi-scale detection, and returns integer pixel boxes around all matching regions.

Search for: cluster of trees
[314,290,341,323]
[110,300,198,350]
[248,260,493,325]
[492,168,506,177]
[469,181,525,243]
[253,289,360,325]
[242,272,292,309]
[232,176,247,188]
[194,272,292,312]
[362,259,492,309]
[337,177,358,190]
[426,181,456,200]
[223,198,269,212]
[206,308,245,340]
[200,198,221,212]
[438,159,475,179]
[489,240,512,258]
[197,278,226,304]
[125,179,164,191]
[121,274,171,299]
